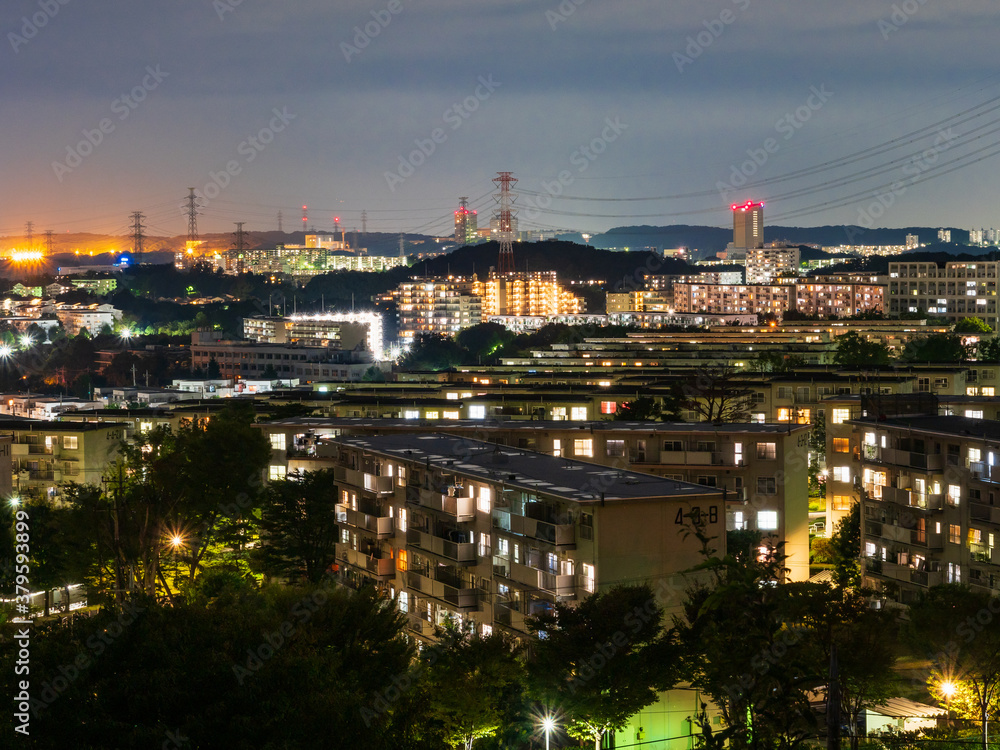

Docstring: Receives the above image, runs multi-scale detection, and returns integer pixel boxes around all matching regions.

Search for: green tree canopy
[954,317,993,333]
[833,331,893,366]
[527,584,673,749]
[900,333,972,363]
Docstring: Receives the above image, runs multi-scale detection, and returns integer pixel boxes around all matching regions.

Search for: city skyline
[3,2,1000,238]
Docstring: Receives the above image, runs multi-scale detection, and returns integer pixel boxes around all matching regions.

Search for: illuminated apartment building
[887,260,1000,327]
[395,277,483,339]
[476,271,583,317]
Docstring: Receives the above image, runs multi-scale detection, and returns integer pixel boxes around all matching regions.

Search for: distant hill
[571,224,980,258]
[413,240,691,284]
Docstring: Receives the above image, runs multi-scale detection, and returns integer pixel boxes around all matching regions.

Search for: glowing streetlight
[9,496,20,507]
[940,680,956,727]
[0,344,13,359]
[18,334,32,350]
[541,715,556,750]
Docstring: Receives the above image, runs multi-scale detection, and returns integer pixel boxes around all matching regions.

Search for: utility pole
[233,222,248,275]
[827,643,841,750]
[130,211,146,264]
[23,221,34,249]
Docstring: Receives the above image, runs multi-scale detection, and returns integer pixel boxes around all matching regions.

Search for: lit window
[425,411,439,420]
[949,524,961,544]
[756,442,776,460]
[965,410,984,419]
[758,510,779,530]
[396,550,408,572]
[776,408,791,422]
[833,495,852,511]
[469,405,486,420]
[268,465,286,481]
[582,563,595,593]
[552,439,562,458]
[479,532,490,557]
[833,466,851,483]
[404,410,420,420]
[551,407,567,421]
[574,439,593,458]
[600,400,617,415]
[478,486,491,514]
[833,438,850,453]
[948,485,961,506]
[606,439,625,457]
[269,433,286,450]
[398,591,409,612]
[733,510,746,529]
[832,408,850,424]
[63,436,79,450]
[398,508,407,532]
[984,387,996,397]
[570,406,587,421]
[443,410,460,419]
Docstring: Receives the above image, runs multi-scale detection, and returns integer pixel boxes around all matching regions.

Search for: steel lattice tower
[130,211,146,263]
[492,172,518,275]
[185,188,199,244]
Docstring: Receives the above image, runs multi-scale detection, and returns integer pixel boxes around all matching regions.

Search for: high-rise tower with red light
[732,200,764,249]
[454,197,478,245]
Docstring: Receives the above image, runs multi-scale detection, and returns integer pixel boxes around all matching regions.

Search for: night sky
[3,0,999,238]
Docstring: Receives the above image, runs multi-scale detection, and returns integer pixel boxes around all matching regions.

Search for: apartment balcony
[909,569,943,587]
[341,548,395,580]
[970,500,1000,525]
[406,570,479,611]
[495,602,527,632]
[407,612,435,639]
[658,450,721,466]
[404,485,475,522]
[508,514,575,548]
[405,528,477,564]
[865,558,911,583]
[334,466,394,495]
[868,523,912,544]
[26,444,52,455]
[908,530,943,551]
[336,505,394,538]
[873,448,944,472]
[969,543,994,564]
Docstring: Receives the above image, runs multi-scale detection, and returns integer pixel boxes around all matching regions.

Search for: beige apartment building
[887,260,1000,326]
[849,414,1000,604]
[7,420,128,499]
[393,277,483,339]
[258,418,811,581]
[671,281,884,319]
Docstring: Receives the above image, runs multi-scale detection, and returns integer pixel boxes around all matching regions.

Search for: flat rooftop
[333,433,723,504]
[261,417,808,435]
[853,415,1000,442]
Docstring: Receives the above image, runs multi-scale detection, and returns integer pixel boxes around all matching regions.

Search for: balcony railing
[873,448,944,471]
[969,543,994,564]
[508,514,575,548]
[341,548,395,579]
[336,506,393,538]
[909,530,943,550]
[406,570,479,610]
[405,485,475,522]
[335,466,394,494]
[405,528,477,563]
[659,450,720,466]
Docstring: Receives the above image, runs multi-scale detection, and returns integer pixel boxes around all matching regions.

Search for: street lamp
[940,680,956,728]
[541,715,556,750]
[18,334,32,350]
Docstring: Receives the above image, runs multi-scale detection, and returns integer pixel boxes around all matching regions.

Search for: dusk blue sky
[3,0,1000,239]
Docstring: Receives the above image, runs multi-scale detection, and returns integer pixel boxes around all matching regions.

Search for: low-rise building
[54,303,122,336]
